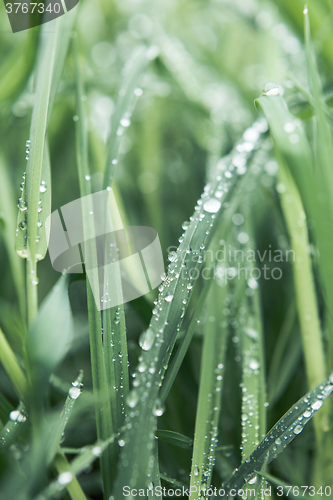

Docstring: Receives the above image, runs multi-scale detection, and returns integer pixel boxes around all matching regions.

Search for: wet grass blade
[189,281,228,498]
[74,51,114,498]
[0,156,25,318]
[47,371,84,466]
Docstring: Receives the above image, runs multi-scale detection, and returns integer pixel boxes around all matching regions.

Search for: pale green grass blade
[103,46,152,189]
[39,430,121,500]
[0,327,28,399]
[54,453,89,500]
[74,52,115,498]
[0,155,25,317]
[15,13,76,324]
[222,371,333,492]
[0,30,37,105]
[189,282,228,499]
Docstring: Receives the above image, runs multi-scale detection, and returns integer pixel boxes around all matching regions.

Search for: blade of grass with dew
[54,453,89,500]
[256,90,333,485]
[0,156,25,318]
[103,45,153,190]
[38,429,122,500]
[235,223,267,497]
[15,12,76,325]
[278,162,328,463]
[74,50,115,498]
[101,48,154,414]
[0,402,27,450]
[189,280,228,499]
[304,6,333,373]
[46,370,84,466]
[159,135,270,405]
[113,120,268,497]
[222,371,333,493]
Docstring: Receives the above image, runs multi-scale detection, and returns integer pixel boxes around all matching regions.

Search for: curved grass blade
[221,371,333,492]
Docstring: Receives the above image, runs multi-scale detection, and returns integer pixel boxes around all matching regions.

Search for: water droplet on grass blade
[69,387,81,399]
[127,390,139,408]
[203,198,221,213]
[139,328,155,351]
[58,472,73,485]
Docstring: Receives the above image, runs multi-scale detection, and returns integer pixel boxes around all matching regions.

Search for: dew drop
[127,390,139,408]
[69,387,81,399]
[249,359,259,370]
[153,398,165,417]
[139,328,155,351]
[58,472,73,485]
[312,400,323,411]
[120,117,131,128]
[164,295,173,302]
[203,198,221,213]
[17,199,27,211]
[39,183,47,194]
[19,221,27,230]
[294,424,303,435]
[84,175,91,181]
[118,439,126,447]
[168,251,178,263]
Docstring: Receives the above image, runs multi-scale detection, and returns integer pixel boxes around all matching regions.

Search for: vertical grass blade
[189,281,228,499]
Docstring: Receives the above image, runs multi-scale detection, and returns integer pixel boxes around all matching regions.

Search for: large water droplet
[164,295,173,302]
[294,424,303,435]
[139,328,155,351]
[127,390,139,408]
[58,472,73,485]
[69,387,81,399]
[168,251,178,263]
[153,398,165,417]
[203,198,221,213]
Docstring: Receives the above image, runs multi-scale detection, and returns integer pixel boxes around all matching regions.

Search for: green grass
[1,1,333,499]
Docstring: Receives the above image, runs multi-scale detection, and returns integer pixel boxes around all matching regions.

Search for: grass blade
[222,371,333,492]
